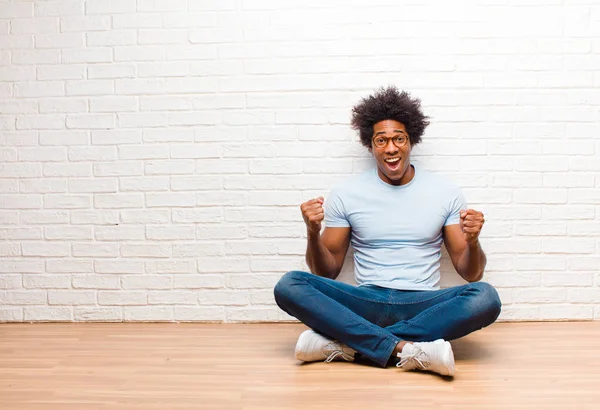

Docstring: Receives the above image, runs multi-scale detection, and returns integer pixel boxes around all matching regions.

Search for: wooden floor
[1,323,599,409]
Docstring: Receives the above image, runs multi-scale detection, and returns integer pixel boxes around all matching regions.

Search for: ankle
[393,341,413,356]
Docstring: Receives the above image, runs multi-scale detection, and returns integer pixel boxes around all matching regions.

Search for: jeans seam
[387,285,469,305]
[305,275,393,305]
[392,288,468,335]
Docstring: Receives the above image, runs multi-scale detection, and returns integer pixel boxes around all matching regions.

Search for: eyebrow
[374,129,407,136]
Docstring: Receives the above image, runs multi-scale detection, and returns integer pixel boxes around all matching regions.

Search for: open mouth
[384,157,401,170]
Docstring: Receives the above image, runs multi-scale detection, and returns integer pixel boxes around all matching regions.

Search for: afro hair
[351,86,430,149]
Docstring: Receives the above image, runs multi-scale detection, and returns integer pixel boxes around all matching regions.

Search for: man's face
[370,119,413,186]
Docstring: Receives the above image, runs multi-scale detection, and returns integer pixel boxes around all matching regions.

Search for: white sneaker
[396,339,455,376]
[294,330,356,363]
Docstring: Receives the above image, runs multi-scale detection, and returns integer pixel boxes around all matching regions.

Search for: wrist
[467,237,480,247]
[307,227,321,238]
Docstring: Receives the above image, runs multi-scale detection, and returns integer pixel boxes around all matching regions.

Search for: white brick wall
[1,0,599,323]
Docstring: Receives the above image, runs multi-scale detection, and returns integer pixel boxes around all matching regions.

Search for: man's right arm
[300,197,351,279]
[306,227,351,279]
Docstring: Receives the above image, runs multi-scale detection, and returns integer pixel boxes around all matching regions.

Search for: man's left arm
[442,209,487,282]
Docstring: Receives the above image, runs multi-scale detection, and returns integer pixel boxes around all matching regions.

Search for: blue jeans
[274,270,502,367]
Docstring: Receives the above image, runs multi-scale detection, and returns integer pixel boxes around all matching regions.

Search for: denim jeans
[274,270,502,367]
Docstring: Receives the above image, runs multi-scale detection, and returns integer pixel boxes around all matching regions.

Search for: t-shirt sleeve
[444,185,467,226]
[324,188,350,228]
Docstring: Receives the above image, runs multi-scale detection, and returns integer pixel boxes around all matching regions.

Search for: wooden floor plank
[1,322,599,409]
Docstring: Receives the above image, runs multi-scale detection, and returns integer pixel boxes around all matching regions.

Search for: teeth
[385,158,400,163]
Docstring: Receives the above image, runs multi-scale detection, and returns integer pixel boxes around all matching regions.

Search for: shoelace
[323,342,354,363]
[396,345,430,370]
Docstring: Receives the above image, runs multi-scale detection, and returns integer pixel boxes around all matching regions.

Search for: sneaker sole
[441,341,455,376]
[294,330,316,362]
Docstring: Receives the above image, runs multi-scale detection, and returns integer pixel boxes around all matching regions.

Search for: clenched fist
[300,197,325,235]
[460,209,485,244]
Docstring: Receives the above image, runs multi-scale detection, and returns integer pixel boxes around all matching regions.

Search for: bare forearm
[305,231,339,279]
[457,240,486,282]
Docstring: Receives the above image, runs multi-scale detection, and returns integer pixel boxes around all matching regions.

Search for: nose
[384,139,399,154]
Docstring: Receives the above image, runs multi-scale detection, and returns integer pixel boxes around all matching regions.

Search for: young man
[273,86,501,377]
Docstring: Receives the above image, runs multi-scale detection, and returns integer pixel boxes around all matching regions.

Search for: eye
[394,136,406,144]
[375,137,385,145]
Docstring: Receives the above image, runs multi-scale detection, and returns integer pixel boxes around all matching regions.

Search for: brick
[0,227,43,241]
[198,290,249,306]
[10,17,58,34]
[66,114,115,129]
[196,191,245,207]
[98,291,146,306]
[93,161,142,177]
[69,147,117,162]
[0,211,19,225]
[227,274,280,289]
[35,33,83,49]
[90,97,137,113]
[120,243,171,258]
[0,290,46,305]
[94,193,144,209]
[43,194,91,209]
[23,275,71,289]
[14,82,64,98]
[70,210,119,225]
[40,131,89,146]
[91,254,143,276]
[171,176,222,190]
[95,226,145,241]
[61,16,111,32]
[544,273,593,287]
[16,115,65,131]
[74,307,122,322]
[85,0,136,14]
[87,30,136,47]
[0,308,23,322]
[173,243,224,257]
[119,177,169,191]
[113,14,162,29]
[171,144,221,159]
[4,2,34,17]
[124,307,173,321]
[122,275,171,290]
[62,48,112,63]
[173,208,221,223]
[72,243,119,258]
[88,64,136,79]
[46,260,93,273]
[539,305,593,321]
[12,50,59,64]
[0,275,21,289]
[144,128,194,142]
[18,147,66,162]
[20,179,67,194]
[174,307,224,322]
[21,242,70,257]
[72,275,119,289]
[24,307,72,322]
[146,260,196,274]
[39,98,87,113]
[146,192,195,207]
[120,210,170,224]
[148,226,195,241]
[44,226,92,240]
[227,307,278,322]
[48,290,95,305]
[115,46,167,62]
[173,274,224,289]
[148,291,196,305]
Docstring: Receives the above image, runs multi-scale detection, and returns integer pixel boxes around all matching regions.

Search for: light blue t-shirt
[324,165,467,291]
